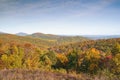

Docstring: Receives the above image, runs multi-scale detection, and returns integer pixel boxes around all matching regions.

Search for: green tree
[67,50,78,72]
[111,43,120,56]
[46,51,57,65]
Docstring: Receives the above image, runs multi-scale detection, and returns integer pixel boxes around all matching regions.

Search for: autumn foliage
[0,34,120,80]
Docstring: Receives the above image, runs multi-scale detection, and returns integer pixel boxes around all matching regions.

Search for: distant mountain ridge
[28,32,88,44]
[83,35,120,40]
[15,32,120,40]
[16,32,28,36]
[0,31,6,34]
[29,32,59,40]
[0,34,56,49]
[1,31,120,40]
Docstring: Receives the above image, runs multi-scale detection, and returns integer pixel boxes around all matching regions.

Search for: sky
[0,0,120,35]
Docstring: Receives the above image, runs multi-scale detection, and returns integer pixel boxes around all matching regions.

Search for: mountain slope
[29,33,59,40]
[0,33,89,49]
[28,33,88,44]
[0,34,56,49]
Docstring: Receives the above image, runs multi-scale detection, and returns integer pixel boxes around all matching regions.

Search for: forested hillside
[28,33,88,44]
[0,34,56,49]
[0,34,120,80]
[0,33,88,48]
[52,38,120,54]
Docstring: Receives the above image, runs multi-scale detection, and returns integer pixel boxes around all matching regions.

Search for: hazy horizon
[0,0,120,35]
[1,31,120,36]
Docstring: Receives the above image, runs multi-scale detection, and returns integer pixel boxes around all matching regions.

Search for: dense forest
[0,33,120,80]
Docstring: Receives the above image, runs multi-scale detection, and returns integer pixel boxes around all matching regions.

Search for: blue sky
[0,0,120,35]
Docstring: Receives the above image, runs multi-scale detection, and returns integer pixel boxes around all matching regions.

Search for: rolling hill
[0,34,56,49]
[0,33,88,49]
[28,32,88,44]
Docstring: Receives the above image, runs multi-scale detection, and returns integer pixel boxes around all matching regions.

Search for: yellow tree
[54,53,68,70]
[1,45,24,69]
[80,48,101,74]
